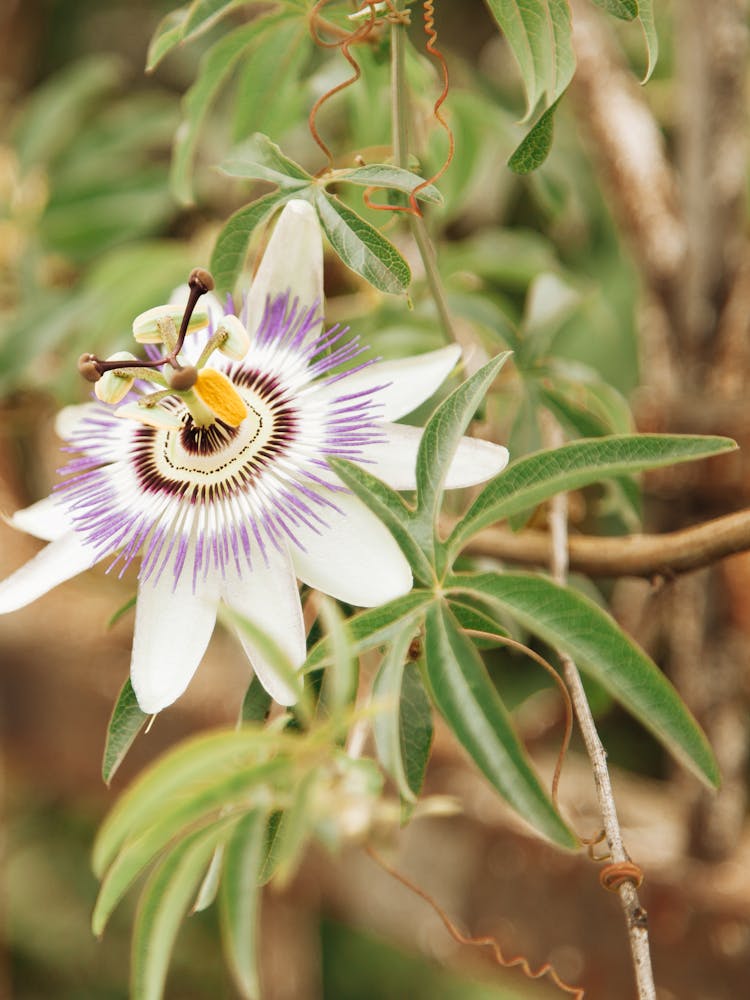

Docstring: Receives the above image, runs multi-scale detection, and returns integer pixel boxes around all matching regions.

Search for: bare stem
[543,416,656,1000]
[390,0,457,344]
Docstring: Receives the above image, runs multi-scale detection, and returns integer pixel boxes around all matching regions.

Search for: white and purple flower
[0,200,508,713]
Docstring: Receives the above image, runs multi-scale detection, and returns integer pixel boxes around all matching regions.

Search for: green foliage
[102,679,148,785]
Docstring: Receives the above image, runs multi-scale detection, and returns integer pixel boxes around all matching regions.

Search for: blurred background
[1,1,749,997]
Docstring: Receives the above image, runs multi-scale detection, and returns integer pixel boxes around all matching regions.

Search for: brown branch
[449,508,750,579]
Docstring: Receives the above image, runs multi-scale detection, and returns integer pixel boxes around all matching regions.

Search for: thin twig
[543,415,656,1000]
[443,507,750,579]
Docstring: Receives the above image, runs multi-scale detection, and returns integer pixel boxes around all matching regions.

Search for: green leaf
[590,0,638,19]
[484,1,575,119]
[331,164,443,205]
[372,619,425,803]
[304,591,433,670]
[423,602,575,847]
[637,0,659,82]
[93,757,287,935]
[318,596,358,717]
[171,17,286,205]
[210,190,295,295]
[328,457,433,583]
[93,728,278,877]
[240,676,273,724]
[449,599,509,649]
[449,434,738,556]
[219,811,267,1000]
[508,99,559,174]
[232,20,310,141]
[315,190,411,295]
[102,678,148,786]
[451,571,720,787]
[183,0,261,41]
[107,594,137,629]
[221,133,311,188]
[399,660,433,813]
[131,821,233,1000]
[146,6,190,72]
[414,352,512,558]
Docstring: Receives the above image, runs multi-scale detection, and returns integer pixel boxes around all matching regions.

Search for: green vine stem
[390,0,458,345]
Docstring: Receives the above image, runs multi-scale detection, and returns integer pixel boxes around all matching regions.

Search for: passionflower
[0,201,509,713]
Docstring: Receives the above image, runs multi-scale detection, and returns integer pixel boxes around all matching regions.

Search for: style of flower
[0,201,509,713]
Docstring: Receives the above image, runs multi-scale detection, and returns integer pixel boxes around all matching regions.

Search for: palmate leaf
[423,602,575,848]
[219,810,267,1000]
[484,0,575,120]
[221,133,311,187]
[448,434,737,557]
[450,571,719,787]
[314,190,411,295]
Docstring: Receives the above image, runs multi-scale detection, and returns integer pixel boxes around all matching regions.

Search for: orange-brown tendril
[581,830,645,892]
[364,0,455,217]
[466,629,573,808]
[308,1,380,166]
[366,847,585,999]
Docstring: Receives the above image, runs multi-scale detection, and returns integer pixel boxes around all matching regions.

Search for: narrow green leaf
[102,678,148,786]
[315,190,411,295]
[637,0,659,82]
[106,594,137,629]
[449,434,738,556]
[331,164,443,205]
[318,596,358,717]
[424,602,575,847]
[451,571,720,787]
[171,17,286,205]
[372,620,425,803]
[219,810,267,1000]
[399,659,433,813]
[240,676,273,724]
[304,590,433,670]
[131,821,233,1000]
[328,457,433,583]
[508,99,559,174]
[93,758,287,935]
[484,0,575,120]
[210,190,295,295]
[449,599,509,649]
[221,133,312,188]
[269,769,318,887]
[590,0,638,20]
[146,6,190,72]
[414,352,512,554]
[93,728,277,876]
[183,0,263,42]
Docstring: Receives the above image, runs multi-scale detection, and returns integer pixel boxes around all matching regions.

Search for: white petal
[55,403,98,440]
[7,495,72,541]
[0,532,97,614]
[315,344,461,422]
[221,546,306,706]
[364,423,509,490]
[130,565,220,714]
[244,200,323,345]
[291,492,412,607]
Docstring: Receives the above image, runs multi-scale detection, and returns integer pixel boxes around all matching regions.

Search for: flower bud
[94,352,138,404]
[215,315,250,360]
[132,304,209,344]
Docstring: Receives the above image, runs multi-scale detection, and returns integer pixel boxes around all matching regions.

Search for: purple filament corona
[55,292,386,589]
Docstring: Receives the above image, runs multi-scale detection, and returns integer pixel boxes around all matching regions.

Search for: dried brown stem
[448,508,750,579]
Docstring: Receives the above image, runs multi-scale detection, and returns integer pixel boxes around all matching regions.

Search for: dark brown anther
[189,267,215,294]
[78,353,102,382]
[169,365,198,391]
